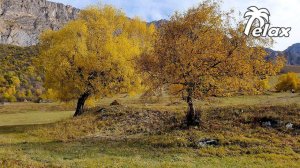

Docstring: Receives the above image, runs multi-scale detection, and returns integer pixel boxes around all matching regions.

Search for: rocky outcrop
[0,0,79,46]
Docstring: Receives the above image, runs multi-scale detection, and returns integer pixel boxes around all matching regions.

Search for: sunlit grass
[1,90,300,167]
[0,111,73,126]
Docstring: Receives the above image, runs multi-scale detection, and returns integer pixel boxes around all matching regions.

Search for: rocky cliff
[0,0,79,46]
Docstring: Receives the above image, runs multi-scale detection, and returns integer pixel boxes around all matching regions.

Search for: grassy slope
[1,92,300,167]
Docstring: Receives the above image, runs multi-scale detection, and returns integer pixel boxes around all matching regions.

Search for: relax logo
[244,6,291,37]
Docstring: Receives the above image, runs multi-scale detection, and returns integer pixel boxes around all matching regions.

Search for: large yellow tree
[139,1,284,126]
[38,6,155,116]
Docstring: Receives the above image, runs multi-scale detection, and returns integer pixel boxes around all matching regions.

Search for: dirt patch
[96,106,181,135]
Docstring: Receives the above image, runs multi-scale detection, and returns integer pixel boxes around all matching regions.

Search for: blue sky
[50,0,300,51]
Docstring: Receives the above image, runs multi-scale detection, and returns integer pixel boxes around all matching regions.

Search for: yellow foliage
[27,66,36,76]
[26,90,33,98]
[11,76,21,87]
[35,88,43,96]
[0,75,5,83]
[85,97,97,108]
[38,5,154,112]
[0,44,42,101]
[2,86,17,102]
[275,73,300,92]
[17,90,26,100]
[2,92,10,100]
[260,79,271,90]
[168,84,184,96]
[41,89,57,100]
[140,1,284,100]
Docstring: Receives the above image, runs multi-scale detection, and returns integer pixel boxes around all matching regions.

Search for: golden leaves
[276,73,300,92]
[140,0,284,99]
[38,6,154,101]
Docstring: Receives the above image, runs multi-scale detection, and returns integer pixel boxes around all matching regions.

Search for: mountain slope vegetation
[0,44,44,102]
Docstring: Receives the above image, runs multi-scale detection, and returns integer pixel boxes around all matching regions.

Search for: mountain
[0,0,79,46]
[265,48,284,61]
[284,43,300,65]
[266,44,300,66]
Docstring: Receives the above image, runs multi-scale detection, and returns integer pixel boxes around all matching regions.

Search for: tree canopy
[38,6,155,116]
[139,1,285,126]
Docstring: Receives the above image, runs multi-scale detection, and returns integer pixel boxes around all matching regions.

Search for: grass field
[0,103,74,126]
[1,91,300,167]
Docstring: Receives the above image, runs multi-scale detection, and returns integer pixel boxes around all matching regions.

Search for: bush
[275,73,300,92]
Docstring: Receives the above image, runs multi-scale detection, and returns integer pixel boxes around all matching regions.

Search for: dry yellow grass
[1,89,300,167]
[0,102,73,126]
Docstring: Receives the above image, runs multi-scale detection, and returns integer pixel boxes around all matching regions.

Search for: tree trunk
[186,88,200,126]
[74,91,90,117]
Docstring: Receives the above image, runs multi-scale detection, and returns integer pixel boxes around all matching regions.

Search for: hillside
[0,44,43,102]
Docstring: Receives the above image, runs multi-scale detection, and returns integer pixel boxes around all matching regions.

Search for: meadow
[1,90,300,167]
[1,2,300,168]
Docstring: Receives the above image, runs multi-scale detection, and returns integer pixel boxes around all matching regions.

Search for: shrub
[275,73,300,92]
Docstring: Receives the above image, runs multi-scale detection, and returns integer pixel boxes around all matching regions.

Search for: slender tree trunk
[74,91,90,117]
[186,87,200,126]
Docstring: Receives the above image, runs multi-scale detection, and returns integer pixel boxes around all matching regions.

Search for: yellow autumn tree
[139,1,284,126]
[38,6,155,116]
[276,73,300,92]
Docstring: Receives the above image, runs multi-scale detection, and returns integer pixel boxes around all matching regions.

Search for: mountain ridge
[266,44,300,66]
